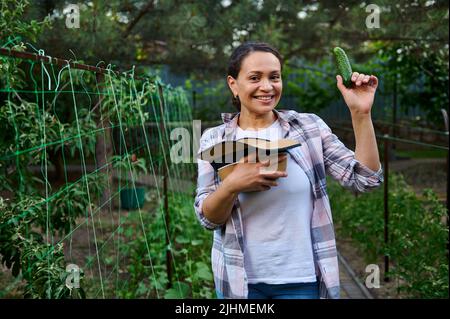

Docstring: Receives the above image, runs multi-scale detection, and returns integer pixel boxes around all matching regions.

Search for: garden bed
[330,171,448,299]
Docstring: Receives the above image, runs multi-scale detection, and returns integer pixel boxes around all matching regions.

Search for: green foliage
[101,75,151,126]
[283,59,341,113]
[164,281,190,299]
[20,242,85,299]
[4,1,448,126]
[169,192,214,298]
[1,0,196,300]
[112,154,147,182]
[189,79,234,121]
[0,68,192,299]
[0,97,98,192]
[114,191,214,299]
[28,0,447,77]
[0,1,108,299]
[3,0,446,300]
[0,0,50,43]
[0,197,85,299]
[0,172,103,298]
[189,43,448,125]
[377,42,449,127]
[48,173,107,236]
[35,1,136,67]
[0,52,28,88]
[329,173,448,298]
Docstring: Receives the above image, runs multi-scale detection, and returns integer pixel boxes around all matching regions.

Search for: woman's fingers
[260,158,271,166]
[351,72,374,86]
[356,73,365,86]
[253,154,290,191]
[261,179,278,187]
[362,75,370,83]
[259,153,287,166]
[242,152,258,163]
[369,75,378,87]
[260,170,288,180]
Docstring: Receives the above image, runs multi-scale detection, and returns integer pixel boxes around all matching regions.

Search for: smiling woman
[194,41,384,300]
[227,43,284,129]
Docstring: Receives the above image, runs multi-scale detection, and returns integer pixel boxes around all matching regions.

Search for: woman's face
[228,51,282,115]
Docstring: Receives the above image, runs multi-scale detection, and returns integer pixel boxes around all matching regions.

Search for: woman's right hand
[222,153,288,194]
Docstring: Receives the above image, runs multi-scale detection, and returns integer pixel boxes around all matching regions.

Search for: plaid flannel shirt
[194,109,383,299]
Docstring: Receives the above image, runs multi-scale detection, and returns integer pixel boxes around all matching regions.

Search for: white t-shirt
[236,119,317,284]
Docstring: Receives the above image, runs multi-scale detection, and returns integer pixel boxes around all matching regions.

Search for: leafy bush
[114,190,215,299]
[329,173,448,298]
[0,197,85,298]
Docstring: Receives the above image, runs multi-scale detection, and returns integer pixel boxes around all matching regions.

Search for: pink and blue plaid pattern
[194,109,383,299]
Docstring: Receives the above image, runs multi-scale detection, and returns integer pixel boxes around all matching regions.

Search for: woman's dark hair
[227,41,283,111]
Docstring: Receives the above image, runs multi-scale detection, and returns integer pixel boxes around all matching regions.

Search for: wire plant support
[0,46,196,298]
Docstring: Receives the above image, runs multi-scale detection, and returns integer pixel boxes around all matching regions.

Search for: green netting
[0,47,203,299]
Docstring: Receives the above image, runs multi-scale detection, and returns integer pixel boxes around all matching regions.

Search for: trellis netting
[0,45,198,298]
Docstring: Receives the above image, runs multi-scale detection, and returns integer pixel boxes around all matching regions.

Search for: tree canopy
[14,0,448,78]
[1,0,449,126]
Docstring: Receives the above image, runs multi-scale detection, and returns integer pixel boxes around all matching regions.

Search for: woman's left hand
[336,72,378,116]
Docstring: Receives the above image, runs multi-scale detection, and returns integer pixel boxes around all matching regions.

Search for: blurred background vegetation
[2,0,448,125]
[0,0,448,299]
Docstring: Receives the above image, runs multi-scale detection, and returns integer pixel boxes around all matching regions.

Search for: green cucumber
[333,47,353,88]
